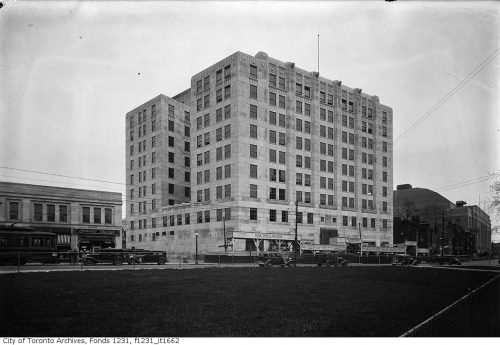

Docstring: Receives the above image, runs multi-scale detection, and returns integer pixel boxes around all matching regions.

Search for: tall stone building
[125,94,191,237]
[125,51,393,256]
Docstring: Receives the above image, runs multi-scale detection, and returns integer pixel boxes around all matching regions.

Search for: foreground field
[0,267,495,336]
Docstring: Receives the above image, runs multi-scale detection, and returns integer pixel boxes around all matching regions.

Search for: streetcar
[0,226,59,265]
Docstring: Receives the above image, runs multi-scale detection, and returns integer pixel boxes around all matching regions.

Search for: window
[269,92,276,106]
[304,121,310,133]
[225,164,231,178]
[224,84,231,99]
[269,149,276,163]
[278,77,285,90]
[270,210,277,222]
[216,89,222,103]
[250,104,257,119]
[279,170,285,183]
[224,104,231,119]
[224,125,231,139]
[296,173,302,185]
[296,101,302,114]
[296,136,302,149]
[250,164,257,178]
[197,211,203,223]
[59,205,67,222]
[304,103,310,116]
[279,151,285,164]
[282,211,288,222]
[82,207,90,223]
[216,69,222,83]
[169,152,174,163]
[250,64,257,79]
[34,203,43,221]
[279,95,285,109]
[304,86,310,98]
[269,74,276,87]
[224,184,231,198]
[250,184,257,198]
[269,111,276,125]
[278,189,285,200]
[296,118,302,131]
[296,83,302,96]
[296,155,302,167]
[250,124,257,139]
[250,85,257,99]
[307,213,313,224]
[250,208,257,220]
[269,187,276,200]
[269,130,276,144]
[270,168,277,182]
[224,65,231,79]
[225,144,231,158]
[296,212,303,224]
[278,114,285,127]
[250,144,257,158]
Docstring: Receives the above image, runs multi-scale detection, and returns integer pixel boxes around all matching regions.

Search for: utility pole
[441,210,445,260]
[358,222,362,263]
[223,216,227,253]
[294,200,298,267]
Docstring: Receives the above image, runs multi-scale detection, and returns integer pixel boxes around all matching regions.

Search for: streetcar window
[0,236,7,246]
[33,237,41,247]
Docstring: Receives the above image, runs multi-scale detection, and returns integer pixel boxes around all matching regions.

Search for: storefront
[76,228,121,251]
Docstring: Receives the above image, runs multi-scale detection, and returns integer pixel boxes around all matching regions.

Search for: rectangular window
[269,74,276,88]
[279,95,285,109]
[82,207,90,223]
[270,210,277,222]
[250,64,257,79]
[250,85,257,99]
[250,164,258,178]
[269,111,276,125]
[224,84,231,99]
[279,151,285,164]
[224,65,231,79]
[224,104,231,119]
[216,69,222,83]
[278,77,285,90]
[225,164,231,178]
[250,184,257,198]
[282,211,288,223]
[250,104,257,119]
[269,92,276,106]
[250,124,257,139]
[59,205,68,222]
[225,144,231,158]
[250,144,257,158]
[250,208,257,220]
[269,130,276,144]
[34,203,43,221]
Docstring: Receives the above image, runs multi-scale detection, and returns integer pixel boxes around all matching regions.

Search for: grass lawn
[0,267,495,337]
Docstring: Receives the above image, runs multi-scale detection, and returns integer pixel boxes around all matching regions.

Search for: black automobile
[392,254,419,266]
[434,256,462,265]
[80,249,127,265]
[316,253,347,267]
[257,252,294,267]
[125,250,168,265]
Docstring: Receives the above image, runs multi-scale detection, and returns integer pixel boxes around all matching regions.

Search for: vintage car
[125,250,168,265]
[80,249,127,265]
[391,254,419,266]
[256,252,294,267]
[315,253,347,267]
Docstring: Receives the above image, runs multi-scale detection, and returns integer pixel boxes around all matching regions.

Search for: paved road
[1,258,499,274]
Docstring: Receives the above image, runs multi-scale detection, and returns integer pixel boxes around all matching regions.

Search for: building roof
[393,187,455,214]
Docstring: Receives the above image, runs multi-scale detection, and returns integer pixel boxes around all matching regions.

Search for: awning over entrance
[57,234,71,245]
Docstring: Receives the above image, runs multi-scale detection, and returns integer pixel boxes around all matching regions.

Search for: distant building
[0,181,123,251]
[125,51,394,256]
[393,184,491,255]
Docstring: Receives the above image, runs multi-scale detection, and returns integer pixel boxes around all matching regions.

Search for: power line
[0,166,125,186]
[394,48,500,145]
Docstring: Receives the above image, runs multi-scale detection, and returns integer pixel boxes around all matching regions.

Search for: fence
[401,274,500,337]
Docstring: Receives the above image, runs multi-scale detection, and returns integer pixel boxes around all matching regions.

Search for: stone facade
[126,51,394,256]
[0,181,123,251]
[125,94,191,234]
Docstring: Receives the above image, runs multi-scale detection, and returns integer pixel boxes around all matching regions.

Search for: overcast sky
[1,1,499,229]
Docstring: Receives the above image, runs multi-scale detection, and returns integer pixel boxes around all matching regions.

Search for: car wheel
[84,258,93,266]
[113,257,123,265]
[265,261,272,267]
[158,257,167,265]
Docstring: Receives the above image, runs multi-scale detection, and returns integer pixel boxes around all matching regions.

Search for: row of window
[196,184,232,202]
[6,202,113,225]
[196,144,231,166]
[196,125,231,147]
[196,164,231,184]
[197,105,231,131]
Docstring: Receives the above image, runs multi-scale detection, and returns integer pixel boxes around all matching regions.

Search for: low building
[393,184,491,256]
[0,181,123,251]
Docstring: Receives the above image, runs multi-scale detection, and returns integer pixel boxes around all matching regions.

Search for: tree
[490,178,500,217]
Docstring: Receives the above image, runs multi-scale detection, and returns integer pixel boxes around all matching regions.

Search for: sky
[1,1,499,232]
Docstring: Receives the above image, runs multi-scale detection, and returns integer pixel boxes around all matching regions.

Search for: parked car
[315,253,347,267]
[125,250,168,265]
[434,256,462,265]
[257,252,294,267]
[80,249,127,265]
[392,254,419,266]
